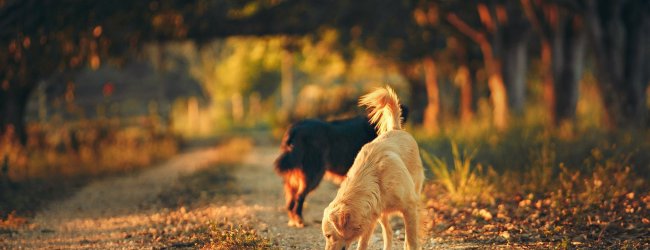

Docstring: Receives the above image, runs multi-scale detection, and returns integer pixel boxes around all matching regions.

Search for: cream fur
[322,86,424,250]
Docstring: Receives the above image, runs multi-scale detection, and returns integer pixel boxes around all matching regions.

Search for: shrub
[422,141,495,205]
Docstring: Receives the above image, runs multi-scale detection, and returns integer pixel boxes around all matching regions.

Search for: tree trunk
[422,56,440,134]
[499,1,531,118]
[479,35,508,130]
[488,69,508,129]
[585,0,650,128]
[280,46,294,111]
[400,63,427,125]
[0,85,31,145]
[482,42,508,130]
[553,16,586,124]
[620,11,648,126]
[451,37,475,125]
[482,38,508,130]
[541,41,556,125]
[523,1,586,126]
[456,65,473,124]
[446,11,510,130]
[503,40,528,115]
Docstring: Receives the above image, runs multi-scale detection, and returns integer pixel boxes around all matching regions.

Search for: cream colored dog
[322,86,424,250]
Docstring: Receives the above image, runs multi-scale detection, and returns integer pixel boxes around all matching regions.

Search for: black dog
[274,105,409,227]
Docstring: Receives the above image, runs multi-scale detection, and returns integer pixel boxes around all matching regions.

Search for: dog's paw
[287,219,305,228]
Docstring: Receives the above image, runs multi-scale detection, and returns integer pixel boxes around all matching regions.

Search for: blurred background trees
[0,0,649,181]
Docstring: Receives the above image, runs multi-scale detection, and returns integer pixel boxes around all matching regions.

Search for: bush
[422,141,495,205]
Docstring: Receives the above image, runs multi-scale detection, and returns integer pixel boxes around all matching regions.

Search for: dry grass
[143,218,275,250]
[201,222,275,250]
[2,120,178,181]
[422,142,495,205]
[419,128,650,248]
[0,119,179,219]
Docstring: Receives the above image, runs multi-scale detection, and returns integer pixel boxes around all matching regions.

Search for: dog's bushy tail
[359,86,403,135]
[274,129,302,174]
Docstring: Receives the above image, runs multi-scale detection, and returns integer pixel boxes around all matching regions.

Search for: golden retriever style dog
[322,86,424,250]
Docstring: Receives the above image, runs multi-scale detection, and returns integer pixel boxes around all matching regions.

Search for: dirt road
[4,143,439,249]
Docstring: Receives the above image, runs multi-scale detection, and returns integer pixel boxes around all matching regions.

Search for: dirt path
[4,143,441,249]
[238,146,337,249]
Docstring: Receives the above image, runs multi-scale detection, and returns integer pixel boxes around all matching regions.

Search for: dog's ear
[329,209,350,236]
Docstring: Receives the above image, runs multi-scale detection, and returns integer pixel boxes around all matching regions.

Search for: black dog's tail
[274,128,303,174]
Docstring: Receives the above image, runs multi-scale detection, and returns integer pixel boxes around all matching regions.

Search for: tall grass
[422,142,495,204]
[0,118,179,218]
[1,119,178,181]
[419,127,650,205]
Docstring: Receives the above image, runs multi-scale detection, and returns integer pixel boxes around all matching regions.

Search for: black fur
[274,105,409,227]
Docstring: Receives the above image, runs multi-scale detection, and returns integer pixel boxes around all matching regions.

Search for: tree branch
[521,0,552,39]
[446,13,488,46]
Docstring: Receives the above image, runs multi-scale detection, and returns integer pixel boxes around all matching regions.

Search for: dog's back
[274,104,410,176]
[357,130,424,195]
[273,117,376,175]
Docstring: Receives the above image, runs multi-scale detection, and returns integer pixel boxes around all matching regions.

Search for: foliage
[143,219,276,250]
[421,128,650,248]
[22,120,177,179]
[0,118,178,218]
[161,33,409,137]
[204,223,275,250]
[422,142,495,204]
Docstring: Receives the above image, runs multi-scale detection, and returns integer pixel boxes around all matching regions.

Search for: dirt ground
[2,143,448,249]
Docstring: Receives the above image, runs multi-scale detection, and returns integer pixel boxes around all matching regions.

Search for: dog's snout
[341,247,345,250]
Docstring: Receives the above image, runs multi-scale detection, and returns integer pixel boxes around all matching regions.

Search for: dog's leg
[291,176,311,228]
[292,151,326,228]
[402,209,420,250]
[292,191,307,227]
[357,221,376,250]
[284,183,298,227]
[379,215,392,250]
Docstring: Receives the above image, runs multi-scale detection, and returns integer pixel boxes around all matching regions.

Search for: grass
[0,118,179,219]
[150,219,275,250]
[422,142,495,205]
[419,126,650,193]
[203,222,275,250]
[3,119,179,181]
[419,126,650,248]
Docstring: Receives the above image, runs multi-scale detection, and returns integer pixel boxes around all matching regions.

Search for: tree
[582,0,650,128]
[522,0,587,126]
[303,0,446,131]
[0,0,335,143]
[444,0,532,129]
